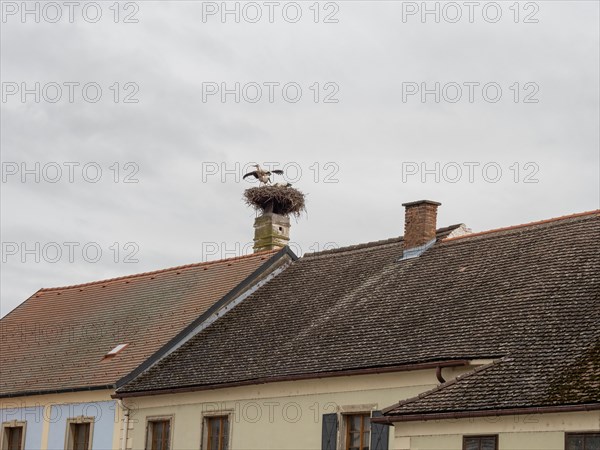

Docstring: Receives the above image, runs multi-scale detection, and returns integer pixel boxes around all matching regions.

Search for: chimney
[253,212,290,252]
[402,200,441,253]
[244,184,305,253]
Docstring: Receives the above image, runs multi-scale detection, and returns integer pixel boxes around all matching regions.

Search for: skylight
[106,343,128,356]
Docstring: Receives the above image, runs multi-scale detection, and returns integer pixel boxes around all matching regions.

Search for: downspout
[435,365,446,383]
[118,399,130,450]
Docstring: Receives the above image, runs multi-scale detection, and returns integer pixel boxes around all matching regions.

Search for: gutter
[113,360,469,399]
[371,404,600,425]
[0,384,115,399]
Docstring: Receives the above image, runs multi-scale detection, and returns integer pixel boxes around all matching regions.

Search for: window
[322,410,388,450]
[145,419,171,450]
[345,414,370,450]
[69,423,90,450]
[1,422,26,450]
[463,435,498,450]
[65,417,93,450]
[566,433,600,450]
[5,427,23,450]
[204,416,229,450]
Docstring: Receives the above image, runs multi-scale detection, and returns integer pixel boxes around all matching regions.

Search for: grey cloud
[1,1,598,316]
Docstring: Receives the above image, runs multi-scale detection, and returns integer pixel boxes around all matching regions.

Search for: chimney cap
[402,200,442,207]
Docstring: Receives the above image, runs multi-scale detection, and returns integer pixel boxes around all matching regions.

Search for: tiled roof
[0,250,284,397]
[117,211,599,396]
[381,334,600,418]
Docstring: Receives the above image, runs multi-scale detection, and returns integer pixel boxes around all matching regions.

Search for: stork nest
[244,185,306,217]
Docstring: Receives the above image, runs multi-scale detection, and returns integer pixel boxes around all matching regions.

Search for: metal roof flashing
[399,238,436,261]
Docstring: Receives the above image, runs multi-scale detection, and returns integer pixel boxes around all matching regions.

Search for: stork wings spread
[243,171,259,179]
[242,168,284,181]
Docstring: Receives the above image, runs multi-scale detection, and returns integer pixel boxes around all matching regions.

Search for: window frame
[64,416,94,450]
[144,415,173,450]
[1,421,27,450]
[338,407,377,450]
[462,434,498,450]
[565,432,600,450]
[201,411,232,450]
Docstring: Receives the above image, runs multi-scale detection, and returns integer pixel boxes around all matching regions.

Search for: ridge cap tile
[39,249,277,292]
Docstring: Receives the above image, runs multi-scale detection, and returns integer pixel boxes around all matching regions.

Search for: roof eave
[0,384,115,399]
[113,359,469,399]
[373,403,600,425]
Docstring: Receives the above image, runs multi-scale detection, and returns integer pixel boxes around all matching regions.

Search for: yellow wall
[124,365,600,450]
[393,412,600,450]
[123,367,471,450]
[5,367,595,450]
[4,369,596,450]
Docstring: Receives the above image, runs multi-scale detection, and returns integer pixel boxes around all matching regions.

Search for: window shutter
[370,411,389,450]
[321,413,338,450]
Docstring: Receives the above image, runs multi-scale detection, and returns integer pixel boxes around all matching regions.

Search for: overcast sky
[1,1,598,317]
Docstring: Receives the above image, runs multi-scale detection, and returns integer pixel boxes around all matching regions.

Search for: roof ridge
[304,224,463,258]
[38,250,278,292]
[303,236,403,258]
[382,358,506,415]
[443,210,599,242]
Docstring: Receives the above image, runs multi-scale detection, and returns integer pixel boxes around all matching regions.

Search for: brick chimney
[402,200,441,252]
[253,213,290,252]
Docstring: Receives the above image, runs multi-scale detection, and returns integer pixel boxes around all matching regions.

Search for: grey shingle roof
[381,336,600,418]
[117,212,600,399]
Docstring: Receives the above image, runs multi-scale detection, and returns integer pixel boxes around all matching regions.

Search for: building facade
[2,200,598,450]
[113,204,600,450]
[1,249,295,450]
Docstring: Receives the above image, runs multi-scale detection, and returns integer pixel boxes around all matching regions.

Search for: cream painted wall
[0,390,124,450]
[123,367,473,450]
[4,368,596,450]
[393,412,600,450]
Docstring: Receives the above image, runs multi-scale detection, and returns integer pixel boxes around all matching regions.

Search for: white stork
[243,164,284,185]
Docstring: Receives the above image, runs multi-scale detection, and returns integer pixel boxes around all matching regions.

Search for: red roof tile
[0,250,280,397]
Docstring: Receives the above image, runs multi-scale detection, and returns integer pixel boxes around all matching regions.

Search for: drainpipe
[435,365,446,383]
[118,399,130,450]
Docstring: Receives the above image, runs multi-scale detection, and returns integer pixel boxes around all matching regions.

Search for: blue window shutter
[321,413,338,450]
[370,411,389,450]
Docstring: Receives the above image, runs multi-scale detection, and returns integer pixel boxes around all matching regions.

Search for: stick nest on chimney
[244,186,306,218]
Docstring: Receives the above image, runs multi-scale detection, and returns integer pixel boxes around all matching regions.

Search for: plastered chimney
[402,200,441,251]
[245,186,304,253]
[253,212,290,252]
